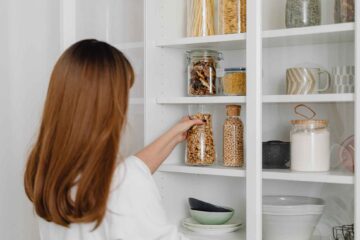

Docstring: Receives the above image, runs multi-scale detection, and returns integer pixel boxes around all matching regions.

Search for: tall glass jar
[218,0,247,34]
[223,105,244,167]
[186,105,216,166]
[334,0,355,23]
[187,0,215,37]
[290,120,330,172]
[187,50,223,96]
[285,0,321,28]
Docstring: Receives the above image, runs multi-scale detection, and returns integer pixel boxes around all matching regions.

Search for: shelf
[159,164,246,178]
[129,97,144,105]
[181,227,245,240]
[263,23,354,48]
[263,169,354,184]
[156,96,246,105]
[156,33,246,50]
[263,93,354,103]
[114,41,144,50]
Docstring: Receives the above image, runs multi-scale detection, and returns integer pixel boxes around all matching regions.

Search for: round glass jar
[285,0,321,28]
[218,0,247,34]
[222,68,246,96]
[187,0,215,37]
[187,50,223,96]
[334,0,354,23]
[290,120,330,172]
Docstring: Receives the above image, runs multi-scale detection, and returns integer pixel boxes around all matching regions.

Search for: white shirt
[38,156,188,240]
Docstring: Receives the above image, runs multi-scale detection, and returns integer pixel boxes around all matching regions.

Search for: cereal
[186,113,216,165]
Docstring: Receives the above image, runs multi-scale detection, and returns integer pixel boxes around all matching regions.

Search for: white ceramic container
[263,196,325,240]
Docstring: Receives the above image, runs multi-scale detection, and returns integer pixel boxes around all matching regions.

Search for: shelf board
[156,33,246,50]
[156,96,246,104]
[263,169,354,184]
[263,93,354,103]
[114,41,144,50]
[263,23,354,48]
[159,164,246,178]
[181,226,245,240]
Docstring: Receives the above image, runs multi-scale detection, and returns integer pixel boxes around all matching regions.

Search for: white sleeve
[107,156,189,240]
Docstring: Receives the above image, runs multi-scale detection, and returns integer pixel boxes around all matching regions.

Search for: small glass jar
[334,0,355,23]
[218,0,246,34]
[186,106,216,166]
[223,105,244,167]
[187,50,223,96]
[222,68,246,96]
[285,0,321,28]
[290,120,330,172]
[187,0,215,37]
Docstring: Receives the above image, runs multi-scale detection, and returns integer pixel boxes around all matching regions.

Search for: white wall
[0,0,60,239]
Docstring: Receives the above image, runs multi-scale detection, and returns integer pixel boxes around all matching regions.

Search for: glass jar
[334,0,355,23]
[290,120,330,172]
[186,106,216,166]
[187,0,215,37]
[218,0,246,34]
[222,68,246,96]
[285,0,321,28]
[223,105,244,167]
[187,50,223,96]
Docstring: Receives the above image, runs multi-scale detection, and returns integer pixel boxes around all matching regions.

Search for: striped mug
[286,67,331,95]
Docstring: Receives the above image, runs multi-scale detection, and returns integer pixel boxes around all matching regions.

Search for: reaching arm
[135,117,203,174]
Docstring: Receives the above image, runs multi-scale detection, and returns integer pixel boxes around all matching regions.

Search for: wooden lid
[226,105,241,116]
[290,119,328,127]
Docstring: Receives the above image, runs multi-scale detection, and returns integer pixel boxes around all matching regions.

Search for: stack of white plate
[182,218,242,235]
[263,196,325,240]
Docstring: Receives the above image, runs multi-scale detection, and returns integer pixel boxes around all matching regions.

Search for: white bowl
[263,196,325,240]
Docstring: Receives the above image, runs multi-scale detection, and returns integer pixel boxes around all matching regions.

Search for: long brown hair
[24,39,134,227]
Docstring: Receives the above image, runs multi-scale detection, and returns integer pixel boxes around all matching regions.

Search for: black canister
[263,141,290,169]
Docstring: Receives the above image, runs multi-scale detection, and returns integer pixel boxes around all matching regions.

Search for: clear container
[290,120,330,172]
[222,68,246,96]
[334,0,355,23]
[187,50,223,96]
[218,0,246,34]
[285,0,321,28]
[187,0,216,37]
[223,105,244,167]
[186,105,216,166]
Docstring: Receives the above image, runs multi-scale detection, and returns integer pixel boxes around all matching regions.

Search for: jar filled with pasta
[187,0,216,37]
[219,0,246,34]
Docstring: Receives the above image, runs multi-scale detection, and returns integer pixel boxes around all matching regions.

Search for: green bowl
[190,208,234,225]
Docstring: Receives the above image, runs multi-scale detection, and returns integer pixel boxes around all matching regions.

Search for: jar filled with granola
[219,0,246,34]
[223,105,244,167]
[187,0,215,37]
[187,50,223,96]
[186,106,216,166]
[222,68,246,96]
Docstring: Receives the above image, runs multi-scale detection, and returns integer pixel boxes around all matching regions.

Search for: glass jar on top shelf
[187,0,216,37]
[285,0,321,28]
[218,0,247,34]
[334,0,355,23]
[187,50,223,96]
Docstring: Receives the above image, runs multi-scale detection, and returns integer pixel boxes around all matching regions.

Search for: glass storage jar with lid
[187,50,223,96]
[222,68,246,96]
[186,105,216,166]
[218,0,247,34]
[334,0,354,23]
[290,105,330,172]
[187,0,215,37]
[285,0,321,28]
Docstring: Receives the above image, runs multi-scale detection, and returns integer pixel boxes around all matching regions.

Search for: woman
[24,39,202,240]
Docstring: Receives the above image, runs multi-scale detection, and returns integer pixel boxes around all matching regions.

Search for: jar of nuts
[219,0,246,34]
[187,50,223,96]
[186,111,216,166]
[222,68,246,96]
[223,105,244,167]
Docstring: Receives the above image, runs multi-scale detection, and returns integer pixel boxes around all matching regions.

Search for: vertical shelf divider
[246,0,262,239]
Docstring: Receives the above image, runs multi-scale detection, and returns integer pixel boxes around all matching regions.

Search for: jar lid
[225,67,246,72]
[226,105,241,116]
[290,119,328,127]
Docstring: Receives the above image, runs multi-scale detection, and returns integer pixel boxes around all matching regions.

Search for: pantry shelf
[181,227,245,240]
[263,23,354,48]
[263,93,354,103]
[158,164,246,178]
[263,169,354,184]
[156,33,246,50]
[156,96,246,105]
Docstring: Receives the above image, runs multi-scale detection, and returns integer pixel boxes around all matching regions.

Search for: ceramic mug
[286,67,331,95]
[332,66,355,93]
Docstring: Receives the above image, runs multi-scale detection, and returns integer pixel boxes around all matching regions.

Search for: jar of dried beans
[186,107,216,166]
[187,0,215,37]
[222,68,246,96]
[223,105,244,167]
[219,0,246,34]
[187,50,223,96]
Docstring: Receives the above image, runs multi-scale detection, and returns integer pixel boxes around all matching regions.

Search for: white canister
[290,119,330,172]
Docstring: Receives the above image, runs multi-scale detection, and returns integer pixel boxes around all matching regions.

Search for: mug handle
[317,70,331,92]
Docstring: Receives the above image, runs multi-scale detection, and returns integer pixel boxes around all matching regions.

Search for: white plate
[182,218,242,230]
[183,221,242,235]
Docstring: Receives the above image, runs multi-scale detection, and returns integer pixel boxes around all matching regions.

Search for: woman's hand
[170,117,204,143]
